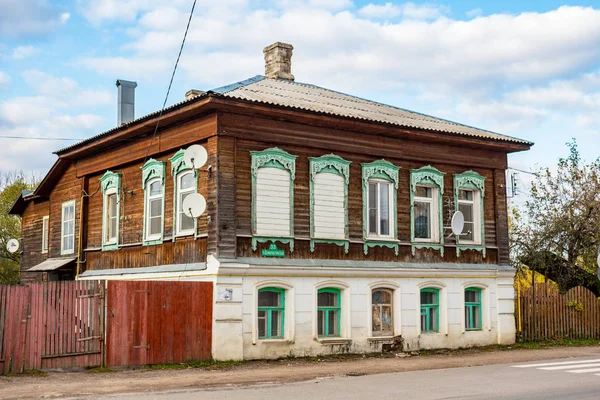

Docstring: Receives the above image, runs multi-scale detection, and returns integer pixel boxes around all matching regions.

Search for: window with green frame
[317,288,341,337]
[258,288,285,339]
[420,288,439,333]
[465,287,482,331]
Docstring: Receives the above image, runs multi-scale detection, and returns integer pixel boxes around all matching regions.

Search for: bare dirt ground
[1,346,600,399]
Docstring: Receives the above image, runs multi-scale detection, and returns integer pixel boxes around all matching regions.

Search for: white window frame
[413,185,440,243]
[175,170,196,237]
[366,179,394,239]
[41,215,49,254]
[60,200,75,255]
[457,188,481,245]
[103,189,119,246]
[145,177,164,242]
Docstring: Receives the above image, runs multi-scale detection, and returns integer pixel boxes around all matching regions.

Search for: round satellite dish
[184,144,208,170]
[451,211,465,236]
[6,239,19,254]
[182,193,206,218]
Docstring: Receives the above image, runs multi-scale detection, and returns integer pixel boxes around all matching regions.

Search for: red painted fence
[0,280,213,374]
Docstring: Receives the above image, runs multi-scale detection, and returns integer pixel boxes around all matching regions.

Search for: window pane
[318,310,324,336]
[379,183,390,235]
[150,198,162,217]
[109,194,117,217]
[179,192,194,231]
[372,305,382,332]
[368,183,377,234]
[421,309,427,332]
[414,201,431,239]
[258,291,280,307]
[328,309,338,336]
[318,291,337,307]
[150,181,162,196]
[459,189,473,201]
[465,306,471,329]
[150,216,162,235]
[462,221,474,241]
[381,305,392,332]
[429,308,438,331]
[421,291,437,305]
[110,217,117,239]
[271,310,282,337]
[465,290,479,303]
[472,306,481,329]
[258,311,266,338]
[459,203,473,222]
[416,186,432,198]
[180,172,195,190]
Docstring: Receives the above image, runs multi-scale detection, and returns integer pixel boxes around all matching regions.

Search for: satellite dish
[6,239,19,254]
[182,193,206,218]
[597,245,600,279]
[451,211,465,236]
[184,144,208,170]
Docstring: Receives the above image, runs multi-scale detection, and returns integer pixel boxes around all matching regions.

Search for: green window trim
[169,150,198,238]
[453,170,486,258]
[309,154,351,254]
[410,166,445,257]
[251,147,297,252]
[420,288,440,333]
[100,171,122,251]
[258,287,285,340]
[142,159,166,246]
[317,288,341,338]
[465,287,482,331]
[361,160,400,255]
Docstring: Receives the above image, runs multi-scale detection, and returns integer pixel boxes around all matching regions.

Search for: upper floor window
[362,160,399,242]
[410,166,445,255]
[420,288,439,333]
[61,200,75,255]
[317,288,341,337]
[41,215,49,254]
[465,288,482,331]
[258,287,285,340]
[309,154,351,253]
[454,171,485,252]
[372,289,393,336]
[141,159,166,245]
[100,171,121,250]
[250,147,297,251]
[176,171,196,236]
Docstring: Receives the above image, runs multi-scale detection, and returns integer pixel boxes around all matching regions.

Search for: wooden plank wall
[519,283,600,341]
[0,281,103,374]
[20,200,50,283]
[105,281,213,367]
[230,129,503,264]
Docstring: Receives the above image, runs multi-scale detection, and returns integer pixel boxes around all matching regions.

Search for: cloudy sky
[1,0,600,194]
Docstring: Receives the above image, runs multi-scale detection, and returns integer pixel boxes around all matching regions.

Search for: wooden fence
[0,280,213,374]
[518,282,600,341]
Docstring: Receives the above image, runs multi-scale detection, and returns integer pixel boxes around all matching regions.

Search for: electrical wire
[143,0,197,163]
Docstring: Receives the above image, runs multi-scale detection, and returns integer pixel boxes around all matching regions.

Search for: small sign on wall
[218,288,233,301]
[262,243,285,257]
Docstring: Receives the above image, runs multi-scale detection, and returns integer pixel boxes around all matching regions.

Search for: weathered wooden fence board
[519,283,600,341]
[105,281,213,367]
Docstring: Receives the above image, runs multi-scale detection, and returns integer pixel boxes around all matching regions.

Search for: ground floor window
[465,288,482,331]
[258,288,285,339]
[420,288,439,333]
[317,288,341,337]
[372,289,393,336]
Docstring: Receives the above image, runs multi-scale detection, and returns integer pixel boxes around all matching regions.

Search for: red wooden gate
[0,281,103,374]
[105,281,212,367]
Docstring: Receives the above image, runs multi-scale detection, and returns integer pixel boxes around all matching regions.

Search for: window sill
[365,237,398,243]
[317,338,352,345]
[367,336,396,343]
[257,339,293,344]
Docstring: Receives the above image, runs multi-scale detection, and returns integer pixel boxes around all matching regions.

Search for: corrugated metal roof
[56,74,532,154]
[28,257,76,272]
[78,263,207,278]
[235,257,514,271]
[218,76,531,145]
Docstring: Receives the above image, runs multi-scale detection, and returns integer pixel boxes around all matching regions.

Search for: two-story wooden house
[10,42,532,360]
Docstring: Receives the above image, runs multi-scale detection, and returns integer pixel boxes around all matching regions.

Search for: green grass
[145,359,244,371]
[21,369,48,378]
[510,338,600,350]
[85,366,118,374]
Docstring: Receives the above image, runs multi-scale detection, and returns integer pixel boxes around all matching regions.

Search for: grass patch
[145,360,244,371]
[511,338,600,349]
[22,369,48,378]
[85,366,118,374]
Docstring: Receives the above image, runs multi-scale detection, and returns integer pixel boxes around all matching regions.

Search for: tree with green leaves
[510,140,600,295]
[0,171,37,284]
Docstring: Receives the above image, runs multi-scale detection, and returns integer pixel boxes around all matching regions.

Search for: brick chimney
[263,42,295,81]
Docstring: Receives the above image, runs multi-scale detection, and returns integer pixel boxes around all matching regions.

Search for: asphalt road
[94,356,600,400]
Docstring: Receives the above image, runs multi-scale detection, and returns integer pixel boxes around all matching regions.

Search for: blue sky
[1,0,600,196]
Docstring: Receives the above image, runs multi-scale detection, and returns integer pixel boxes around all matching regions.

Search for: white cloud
[0,71,10,90]
[0,0,70,38]
[77,56,172,79]
[12,45,38,59]
[466,8,483,18]
[358,2,448,20]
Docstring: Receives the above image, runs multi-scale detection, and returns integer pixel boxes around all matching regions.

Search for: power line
[143,0,197,163]
[507,166,538,176]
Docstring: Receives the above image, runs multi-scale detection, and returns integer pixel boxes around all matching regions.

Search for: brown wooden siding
[223,112,508,264]
[48,163,81,259]
[20,199,50,282]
